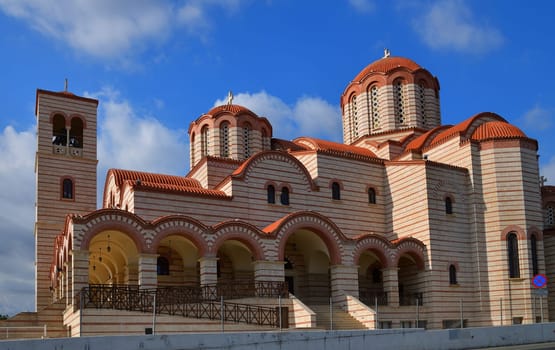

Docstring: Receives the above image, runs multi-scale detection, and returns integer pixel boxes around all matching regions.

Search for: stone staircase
[0,299,67,340]
[308,304,367,330]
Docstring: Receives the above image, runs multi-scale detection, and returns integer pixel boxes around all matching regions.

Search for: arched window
[267,185,276,204]
[370,86,380,130]
[220,122,230,157]
[52,114,66,146]
[445,197,453,214]
[280,187,290,205]
[243,123,252,158]
[507,233,520,278]
[191,133,196,165]
[201,125,209,156]
[351,94,358,139]
[331,182,341,200]
[368,188,376,204]
[545,205,554,227]
[393,81,405,125]
[157,256,170,276]
[531,235,539,275]
[449,264,457,285]
[69,117,83,148]
[62,178,73,199]
[418,83,427,126]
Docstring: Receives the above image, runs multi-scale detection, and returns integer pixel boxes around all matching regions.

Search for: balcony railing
[359,291,388,306]
[399,292,424,306]
[78,282,288,327]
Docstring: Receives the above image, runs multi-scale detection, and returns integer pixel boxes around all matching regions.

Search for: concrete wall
[3,323,555,350]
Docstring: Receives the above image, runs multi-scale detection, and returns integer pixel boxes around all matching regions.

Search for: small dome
[206,104,257,117]
[353,56,422,82]
[471,121,526,141]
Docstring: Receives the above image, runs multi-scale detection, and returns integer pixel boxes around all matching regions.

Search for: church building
[27,52,554,336]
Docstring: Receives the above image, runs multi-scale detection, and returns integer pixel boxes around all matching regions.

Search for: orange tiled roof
[471,121,526,141]
[127,179,229,198]
[294,137,378,158]
[354,56,421,81]
[207,104,256,116]
[109,169,202,188]
[431,112,507,145]
[404,125,452,152]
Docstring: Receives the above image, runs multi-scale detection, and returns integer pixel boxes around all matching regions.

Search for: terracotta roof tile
[294,137,378,158]
[207,104,256,116]
[109,169,202,188]
[471,121,526,141]
[431,112,507,145]
[354,56,421,82]
[404,125,452,152]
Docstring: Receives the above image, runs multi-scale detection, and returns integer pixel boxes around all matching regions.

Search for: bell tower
[34,88,98,310]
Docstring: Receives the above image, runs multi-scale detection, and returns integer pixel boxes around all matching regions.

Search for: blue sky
[0,0,554,315]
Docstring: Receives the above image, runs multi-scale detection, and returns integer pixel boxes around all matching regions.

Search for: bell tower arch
[34,88,98,310]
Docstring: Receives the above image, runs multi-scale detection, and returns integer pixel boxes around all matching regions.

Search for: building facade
[34,53,552,335]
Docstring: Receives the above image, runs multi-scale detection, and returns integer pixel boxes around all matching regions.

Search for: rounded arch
[273,211,345,265]
[353,234,393,268]
[211,221,266,261]
[500,225,526,241]
[69,113,87,129]
[49,111,68,124]
[393,238,426,270]
[75,209,148,253]
[150,216,209,256]
[527,226,543,241]
[231,151,318,191]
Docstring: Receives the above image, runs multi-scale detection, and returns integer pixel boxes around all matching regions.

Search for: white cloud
[349,0,375,13]
[0,0,248,62]
[88,88,188,201]
[214,91,342,142]
[521,105,552,131]
[0,125,36,315]
[412,0,504,54]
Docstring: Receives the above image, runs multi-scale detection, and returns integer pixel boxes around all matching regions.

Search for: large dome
[353,56,422,82]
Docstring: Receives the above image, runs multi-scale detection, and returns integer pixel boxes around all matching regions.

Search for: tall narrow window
[62,178,73,199]
[191,133,196,165]
[445,197,453,214]
[52,114,66,146]
[243,123,252,158]
[449,264,457,285]
[331,182,341,200]
[531,235,539,275]
[69,117,83,148]
[220,122,230,157]
[507,233,520,278]
[280,187,290,205]
[368,188,376,204]
[157,256,170,276]
[201,126,209,156]
[418,84,427,126]
[370,86,380,130]
[545,205,554,227]
[351,94,358,139]
[267,185,276,204]
[394,81,405,125]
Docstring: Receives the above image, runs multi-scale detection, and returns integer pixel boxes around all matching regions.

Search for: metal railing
[0,325,47,340]
[359,291,388,306]
[400,292,424,306]
[78,282,288,327]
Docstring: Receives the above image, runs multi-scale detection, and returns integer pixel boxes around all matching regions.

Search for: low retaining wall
[2,323,555,350]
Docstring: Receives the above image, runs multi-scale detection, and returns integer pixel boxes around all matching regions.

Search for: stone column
[71,250,89,307]
[138,253,158,289]
[199,257,219,287]
[382,267,399,307]
[254,260,285,297]
[330,264,359,303]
